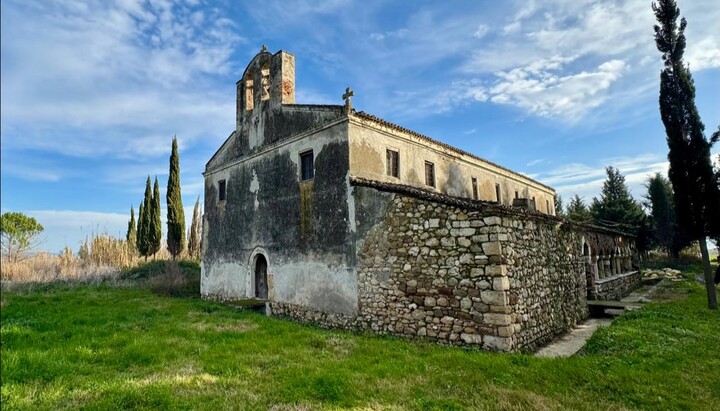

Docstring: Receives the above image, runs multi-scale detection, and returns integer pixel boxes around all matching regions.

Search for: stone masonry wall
[592,271,642,301]
[266,183,638,352]
[500,218,588,350]
[354,194,589,351]
[355,196,510,350]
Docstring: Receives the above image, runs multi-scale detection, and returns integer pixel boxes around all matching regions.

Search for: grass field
[1,264,719,410]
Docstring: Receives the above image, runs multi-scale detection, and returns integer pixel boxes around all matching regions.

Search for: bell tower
[236,47,295,131]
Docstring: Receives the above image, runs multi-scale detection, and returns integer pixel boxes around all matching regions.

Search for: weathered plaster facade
[202,48,639,351]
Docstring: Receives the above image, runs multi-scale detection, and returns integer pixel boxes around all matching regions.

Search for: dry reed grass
[0,233,179,290]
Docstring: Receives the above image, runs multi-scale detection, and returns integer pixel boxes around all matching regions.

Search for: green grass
[1,277,719,410]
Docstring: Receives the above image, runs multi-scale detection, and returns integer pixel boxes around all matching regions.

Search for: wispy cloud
[535,153,669,202]
[1,0,242,158]
[526,159,545,167]
[3,165,63,182]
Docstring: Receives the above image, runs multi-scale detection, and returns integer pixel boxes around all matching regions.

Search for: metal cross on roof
[342,87,354,112]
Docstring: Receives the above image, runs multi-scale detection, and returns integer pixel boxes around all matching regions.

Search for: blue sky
[2,0,719,253]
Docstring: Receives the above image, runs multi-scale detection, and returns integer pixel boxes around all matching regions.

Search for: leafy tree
[126,206,137,254]
[590,167,645,226]
[188,196,202,260]
[554,194,564,217]
[149,176,163,258]
[654,0,720,308]
[137,177,152,260]
[0,212,44,262]
[566,195,592,222]
[166,137,185,259]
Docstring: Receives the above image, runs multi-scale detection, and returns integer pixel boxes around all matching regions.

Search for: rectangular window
[386,149,400,178]
[300,150,314,181]
[472,177,478,200]
[218,180,226,201]
[514,190,519,199]
[495,184,501,203]
[424,161,435,187]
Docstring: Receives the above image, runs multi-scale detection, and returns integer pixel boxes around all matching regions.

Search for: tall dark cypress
[137,176,152,260]
[126,205,137,254]
[187,196,201,260]
[166,137,185,259]
[150,176,163,258]
[654,0,720,308]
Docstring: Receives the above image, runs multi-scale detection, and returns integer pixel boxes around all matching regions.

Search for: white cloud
[1,0,243,159]
[369,32,385,41]
[3,166,62,182]
[502,21,521,35]
[455,0,720,123]
[473,24,489,39]
[463,58,627,121]
[685,36,720,71]
[526,159,545,167]
[535,153,669,202]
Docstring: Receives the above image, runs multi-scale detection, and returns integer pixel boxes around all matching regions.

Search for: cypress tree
[653,0,720,308]
[166,137,185,259]
[149,176,162,258]
[188,196,201,260]
[137,176,152,260]
[126,206,137,254]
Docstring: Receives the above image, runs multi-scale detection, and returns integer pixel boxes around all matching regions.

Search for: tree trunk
[698,238,718,310]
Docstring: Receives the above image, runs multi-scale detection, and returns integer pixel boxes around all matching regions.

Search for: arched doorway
[254,254,268,299]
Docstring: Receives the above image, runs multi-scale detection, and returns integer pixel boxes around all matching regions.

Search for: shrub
[148,261,200,298]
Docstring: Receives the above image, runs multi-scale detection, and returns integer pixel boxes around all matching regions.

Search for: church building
[202,48,640,351]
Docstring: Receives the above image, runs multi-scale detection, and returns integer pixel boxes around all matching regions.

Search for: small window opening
[300,151,314,181]
[514,190,519,199]
[386,149,399,178]
[495,184,501,203]
[245,77,254,111]
[218,180,227,201]
[261,65,270,101]
[424,161,435,187]
[472,177,478,200]
[546,199,550,214]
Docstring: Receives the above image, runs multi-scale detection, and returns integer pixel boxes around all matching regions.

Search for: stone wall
[263,181,639,352]
[353,192,591,351]
[499,216,588,350]
[591,271,641,301]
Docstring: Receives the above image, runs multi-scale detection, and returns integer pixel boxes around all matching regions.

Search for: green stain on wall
[300,181,315,242]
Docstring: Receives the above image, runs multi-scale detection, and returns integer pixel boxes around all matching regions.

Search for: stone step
[587,299,642,309]
[587,299,642,317]
[225,298,268,313]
